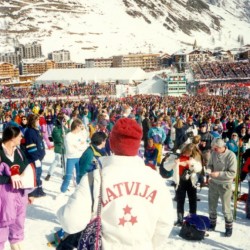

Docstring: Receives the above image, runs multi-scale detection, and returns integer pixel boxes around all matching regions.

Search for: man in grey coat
[207,138,237,237]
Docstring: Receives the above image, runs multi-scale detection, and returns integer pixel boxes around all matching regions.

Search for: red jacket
[178,155,190,176]
[242,157,250,173]
[39,116,47,126]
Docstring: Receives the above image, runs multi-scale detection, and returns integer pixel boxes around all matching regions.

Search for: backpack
[179,214,210,241]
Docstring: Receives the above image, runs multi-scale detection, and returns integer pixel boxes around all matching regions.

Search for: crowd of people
[191,61,250,80]
[0,82,115,100]
[197,82,250,98]
[0,91,250,249]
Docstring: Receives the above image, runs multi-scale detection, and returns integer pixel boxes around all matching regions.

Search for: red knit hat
[109,118,142,156]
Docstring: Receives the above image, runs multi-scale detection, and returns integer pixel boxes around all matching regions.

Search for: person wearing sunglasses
[14,110,25,125]
[226,132,240,156]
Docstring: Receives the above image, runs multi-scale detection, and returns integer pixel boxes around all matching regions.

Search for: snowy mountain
[0,0,250,62]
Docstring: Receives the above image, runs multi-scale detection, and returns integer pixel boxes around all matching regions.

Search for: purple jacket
[0,147,28,229]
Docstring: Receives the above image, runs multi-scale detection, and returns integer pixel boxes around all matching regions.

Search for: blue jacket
[148,127,166,144]
[226,139,239,155]
[24,127,45,162]
[210,131,221,139]
[144,146,158,166]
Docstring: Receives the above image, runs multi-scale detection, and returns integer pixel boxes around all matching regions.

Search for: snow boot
[225,220,233,237]
[37,187,46,197]
[28,187,40,198]
[225,228,232,237]
[209,214,217,231]
[45,174,51,181]
[174,212,183,227]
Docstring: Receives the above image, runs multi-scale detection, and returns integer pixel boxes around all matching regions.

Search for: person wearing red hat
[57,118,174,250]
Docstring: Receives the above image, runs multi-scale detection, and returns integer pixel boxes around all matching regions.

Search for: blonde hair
[45,108,54,116]
[181,143,194,156]
[175,118,183,128]
[181,143,201,159]
[192,135,201,145]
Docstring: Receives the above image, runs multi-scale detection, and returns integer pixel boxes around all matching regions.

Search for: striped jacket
[24,127,45,163]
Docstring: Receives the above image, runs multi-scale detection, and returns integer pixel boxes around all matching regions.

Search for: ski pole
[233,139,242,220]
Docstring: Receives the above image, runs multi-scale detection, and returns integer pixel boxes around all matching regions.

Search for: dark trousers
[176,179,197,215]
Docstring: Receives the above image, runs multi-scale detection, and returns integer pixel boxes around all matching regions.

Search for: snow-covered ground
[4,148,250,250]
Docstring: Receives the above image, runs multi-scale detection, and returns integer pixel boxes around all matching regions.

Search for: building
[0,62,20,87]
[20,59,55,75]
[48,50,71,62]
[187,50,212,62]
[55,61,76,69]
[0,52,21,66]
[19,74,40,84]
[85,57,113,68]
[0,62,19,78]
[0,42,43,67]
[239,49,250,60]
[171,50,188,72]
[160,53,173,68]
[75,63,85,68]
[15,42,42,59]
[112,53,161,70]
[0,76,12,85]
[165,73,187,96]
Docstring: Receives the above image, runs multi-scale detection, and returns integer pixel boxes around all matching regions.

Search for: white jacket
[65,130,88,159]
[57,155,174,250]
[164,156,202,187]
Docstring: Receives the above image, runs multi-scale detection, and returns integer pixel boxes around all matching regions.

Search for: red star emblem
[129,216,138,225]
[118,217,126,226]
[123,205,132,214]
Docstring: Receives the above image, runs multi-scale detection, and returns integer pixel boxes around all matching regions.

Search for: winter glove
[10,164,22,189]
[10,164,20,176]
[35,159,42,168]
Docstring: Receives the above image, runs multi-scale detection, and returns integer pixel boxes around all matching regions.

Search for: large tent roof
[35,67,146,85]
[136,76,166,95]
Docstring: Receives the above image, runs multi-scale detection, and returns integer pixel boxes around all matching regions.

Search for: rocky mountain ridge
[0,0,249,61]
